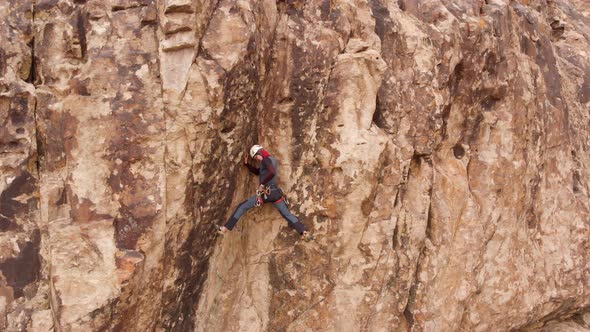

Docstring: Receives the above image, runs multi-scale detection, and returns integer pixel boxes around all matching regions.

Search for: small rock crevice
[111,3,147,13]
[75,10,87,61]
[25,38,36,84]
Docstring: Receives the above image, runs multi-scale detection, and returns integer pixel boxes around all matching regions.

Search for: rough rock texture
[539,311,590,331]
[0,0,589,331]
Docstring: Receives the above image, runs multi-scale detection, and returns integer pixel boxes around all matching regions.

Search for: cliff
[1,0,589,331]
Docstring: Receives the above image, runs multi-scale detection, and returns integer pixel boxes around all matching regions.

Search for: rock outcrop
[0,0,589,331]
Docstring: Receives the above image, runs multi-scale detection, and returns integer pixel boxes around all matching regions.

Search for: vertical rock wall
[0,0,588,331]
[1,0,45,329]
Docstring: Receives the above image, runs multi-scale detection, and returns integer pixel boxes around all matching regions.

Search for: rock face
[0,0,589,331]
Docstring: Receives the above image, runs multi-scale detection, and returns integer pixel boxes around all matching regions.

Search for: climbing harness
[276,187,289,206]
[255,185,290,207]
[255,185,271,207]
[256,185,271,198]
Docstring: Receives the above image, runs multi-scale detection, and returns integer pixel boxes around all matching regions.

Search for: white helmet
[249,145,263,158]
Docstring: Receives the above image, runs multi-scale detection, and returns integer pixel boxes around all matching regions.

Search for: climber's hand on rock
[243,154,249,165]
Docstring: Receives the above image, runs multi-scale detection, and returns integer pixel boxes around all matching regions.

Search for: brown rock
[1,0,589,331]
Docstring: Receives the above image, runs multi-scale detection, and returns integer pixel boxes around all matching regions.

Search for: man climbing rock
[216,145,313,240]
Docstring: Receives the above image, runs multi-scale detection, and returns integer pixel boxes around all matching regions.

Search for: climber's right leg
[222,194,259,231]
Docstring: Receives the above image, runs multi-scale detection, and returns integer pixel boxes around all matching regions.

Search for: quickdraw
[255,185,271,207]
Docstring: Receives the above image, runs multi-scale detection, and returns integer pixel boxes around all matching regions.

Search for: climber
[215,145,313,240]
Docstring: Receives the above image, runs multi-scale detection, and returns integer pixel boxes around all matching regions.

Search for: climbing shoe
[215,224,225,235]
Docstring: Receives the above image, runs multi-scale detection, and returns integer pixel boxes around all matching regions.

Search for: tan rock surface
[0,0,588,331]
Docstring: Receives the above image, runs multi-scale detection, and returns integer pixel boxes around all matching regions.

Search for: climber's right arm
[244,155,260,175]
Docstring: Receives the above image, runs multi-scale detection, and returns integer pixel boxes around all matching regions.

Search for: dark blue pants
[224,190,306,234]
